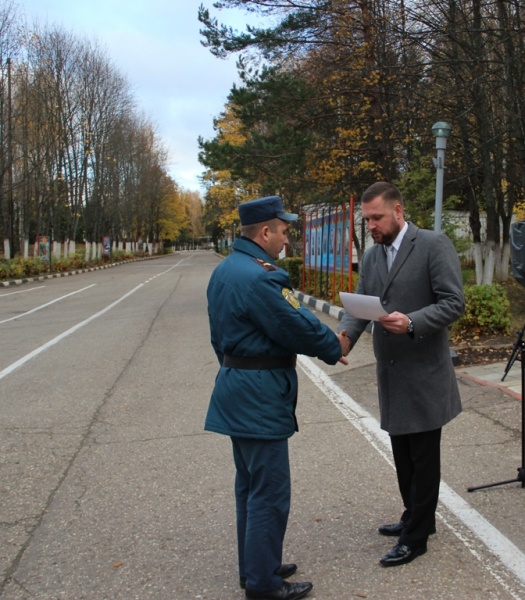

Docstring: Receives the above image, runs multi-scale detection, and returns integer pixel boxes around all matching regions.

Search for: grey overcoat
[339,223,465,435]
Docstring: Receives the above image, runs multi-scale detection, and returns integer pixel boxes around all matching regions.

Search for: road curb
[455,371,522,401]
[0,255,164,288]
[293,290,345,321]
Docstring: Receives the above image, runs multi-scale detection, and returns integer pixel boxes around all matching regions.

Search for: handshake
[337,329,351,365]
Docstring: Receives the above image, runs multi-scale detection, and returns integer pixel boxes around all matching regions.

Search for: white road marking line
[0,285,97,324]
[298,354,525,595]
[0,260,186,381]
[0,286,46,297]
[0,284,143,381]
[144,261,185,283]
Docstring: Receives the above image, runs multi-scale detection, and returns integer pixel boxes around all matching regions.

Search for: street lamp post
[431,121,452,233]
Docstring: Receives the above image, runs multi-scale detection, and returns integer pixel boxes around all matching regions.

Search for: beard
[374,220,401,245]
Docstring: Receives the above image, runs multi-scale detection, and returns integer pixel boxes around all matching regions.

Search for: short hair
[240,219,278,239]
[241,222,263,238]
[361,182,403,206]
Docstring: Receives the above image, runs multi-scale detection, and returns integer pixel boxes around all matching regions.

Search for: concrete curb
[455,371,522,400]
[293,290,345,321]
[0,255,164,288]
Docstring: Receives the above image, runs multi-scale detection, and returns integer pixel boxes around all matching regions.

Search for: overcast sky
[20,0,251,195]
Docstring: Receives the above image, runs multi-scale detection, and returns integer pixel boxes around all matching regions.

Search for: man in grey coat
[339,182,465,567]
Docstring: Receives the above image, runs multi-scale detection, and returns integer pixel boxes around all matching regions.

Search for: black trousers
[390,427,442,547]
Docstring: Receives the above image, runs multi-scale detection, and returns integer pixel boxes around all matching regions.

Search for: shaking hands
[337,329,351,365]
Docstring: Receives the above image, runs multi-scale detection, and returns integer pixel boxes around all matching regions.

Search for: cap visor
[277,212,299,221]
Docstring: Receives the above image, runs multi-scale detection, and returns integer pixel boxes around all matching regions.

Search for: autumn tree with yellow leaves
[199,0,525,283]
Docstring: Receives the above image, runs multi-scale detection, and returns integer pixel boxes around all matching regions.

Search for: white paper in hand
[340,292,388,321]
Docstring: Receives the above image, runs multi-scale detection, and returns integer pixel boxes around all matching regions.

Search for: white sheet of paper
[340,292,388,321]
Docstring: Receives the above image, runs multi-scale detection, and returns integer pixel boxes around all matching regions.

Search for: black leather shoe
[240,564,297,589]
[378,521,436,537]
[379,543,427,567]
[245,580,313,600]
[378,521,404,536]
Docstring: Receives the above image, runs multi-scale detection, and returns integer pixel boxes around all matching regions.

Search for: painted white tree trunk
[496,241,511,282]
[481,242,495,285]
[473,242,484,284]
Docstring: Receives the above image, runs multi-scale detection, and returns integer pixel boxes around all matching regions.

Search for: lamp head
[432,121,452,139]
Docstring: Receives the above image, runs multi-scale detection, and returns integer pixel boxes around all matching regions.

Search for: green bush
[51,258,71,272]
[0,261,10,280]
[68,252,88,269]
[110,249,134,261]
[277,257,303,288]
[8,259,26,279]
[452,284,511,337]
[26,258,47,276]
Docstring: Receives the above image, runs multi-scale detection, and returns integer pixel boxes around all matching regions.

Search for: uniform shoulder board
[253,258,277,271]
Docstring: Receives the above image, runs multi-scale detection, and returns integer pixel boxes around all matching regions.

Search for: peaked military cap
[238,196,298,226]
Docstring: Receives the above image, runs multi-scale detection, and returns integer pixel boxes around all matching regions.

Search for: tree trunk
[481,240,496,285]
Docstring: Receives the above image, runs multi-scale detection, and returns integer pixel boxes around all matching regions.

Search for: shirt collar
[389,221,408,252]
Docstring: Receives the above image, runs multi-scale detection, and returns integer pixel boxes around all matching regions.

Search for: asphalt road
[1,251,525,600]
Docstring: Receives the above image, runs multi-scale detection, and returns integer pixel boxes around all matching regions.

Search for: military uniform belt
[222,355,297,370]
